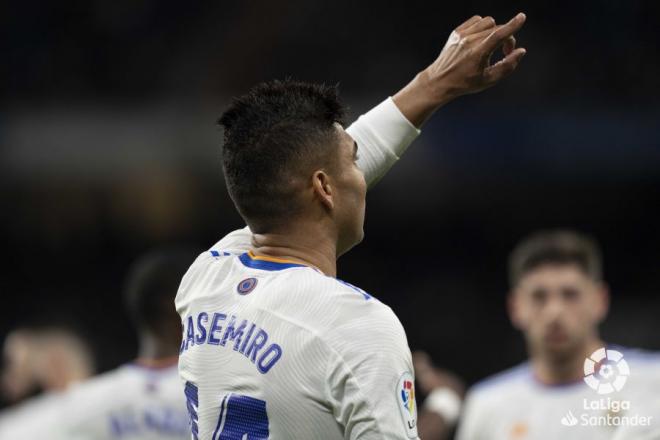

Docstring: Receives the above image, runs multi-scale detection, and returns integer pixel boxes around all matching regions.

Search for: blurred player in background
[456,230,660,440]
[177,13,527,440]
[59,249,193,439]
[0,324,95,438]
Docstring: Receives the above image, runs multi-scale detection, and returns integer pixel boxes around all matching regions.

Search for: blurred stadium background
[2,0,659,408]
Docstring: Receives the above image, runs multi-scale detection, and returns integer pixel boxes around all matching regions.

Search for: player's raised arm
[348,13,526,187]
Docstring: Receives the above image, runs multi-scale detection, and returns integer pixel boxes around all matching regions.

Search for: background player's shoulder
[613,345,660,382]
[615,345,660,364]
[469,362,531,399]
[64,363,181,415]
[65,364,136,406]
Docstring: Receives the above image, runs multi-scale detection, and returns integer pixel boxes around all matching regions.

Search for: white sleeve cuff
[423,387,463,426]
[346,97,421,187]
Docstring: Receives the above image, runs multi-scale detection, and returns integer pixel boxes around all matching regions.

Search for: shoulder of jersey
[469,362,531,398]
[188,248,375,300]
[179,249,389,334]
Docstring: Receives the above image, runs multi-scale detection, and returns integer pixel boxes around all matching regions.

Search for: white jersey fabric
[0,391,66,439]
[456,347,660,440]
[60,362,189,440]
[176,98,422,439]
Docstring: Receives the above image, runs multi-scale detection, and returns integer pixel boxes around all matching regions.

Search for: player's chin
[542,335,579,358]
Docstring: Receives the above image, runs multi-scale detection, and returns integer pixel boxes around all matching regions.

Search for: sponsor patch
[397,372,418,438]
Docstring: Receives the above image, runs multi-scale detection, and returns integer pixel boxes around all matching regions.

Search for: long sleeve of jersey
[347,97,420,188]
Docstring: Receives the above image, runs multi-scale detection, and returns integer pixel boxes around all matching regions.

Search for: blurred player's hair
[508,230,602,286]
[123,249,195,334]
[218,79,346,232]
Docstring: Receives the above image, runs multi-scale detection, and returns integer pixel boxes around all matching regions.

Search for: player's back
[61,362,189,439]
[176,245,417,439]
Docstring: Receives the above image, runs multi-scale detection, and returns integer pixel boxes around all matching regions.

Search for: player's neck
[532,337,604,385]
[250,222,338,277]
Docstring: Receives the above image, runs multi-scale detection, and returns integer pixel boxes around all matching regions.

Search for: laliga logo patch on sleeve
[397,372,418,438]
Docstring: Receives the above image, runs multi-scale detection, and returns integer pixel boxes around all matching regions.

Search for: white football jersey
[0,392,66,439]
[176,97,422,439]
[60,362,189,440]
[456,348,660,440]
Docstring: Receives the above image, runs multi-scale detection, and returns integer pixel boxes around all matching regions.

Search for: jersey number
[185,381,269,440]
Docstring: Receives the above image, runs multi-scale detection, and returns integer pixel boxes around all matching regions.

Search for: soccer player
[0,325,95,438]
[177,13,527,439]
[60,250,194,439]
[456,230,660,440]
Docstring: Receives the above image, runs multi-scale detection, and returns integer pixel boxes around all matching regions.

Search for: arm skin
[393,13,527,128]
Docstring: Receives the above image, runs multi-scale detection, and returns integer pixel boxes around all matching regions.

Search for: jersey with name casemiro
[176,98,422,440]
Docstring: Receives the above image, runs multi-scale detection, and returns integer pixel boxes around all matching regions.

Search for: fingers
[455,15,482,32]
[467,25,503,42]
[484,47,527,84]
[463,16,496,35]
[503,36,516,56]
[479,12,526,54]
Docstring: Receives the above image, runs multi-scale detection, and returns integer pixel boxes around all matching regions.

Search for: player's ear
[312,170,334,210]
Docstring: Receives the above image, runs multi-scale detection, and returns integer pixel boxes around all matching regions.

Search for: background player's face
[332,124,367,256]
[508,264,609,360]
[1,332,39,402]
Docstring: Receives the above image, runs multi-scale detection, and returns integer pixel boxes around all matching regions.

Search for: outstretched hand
[393,13,527,127]
[427,13,527,98]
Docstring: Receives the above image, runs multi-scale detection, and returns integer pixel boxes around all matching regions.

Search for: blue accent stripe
[336,279,372,300]
[210,250,232,257]
[238,253,306,271]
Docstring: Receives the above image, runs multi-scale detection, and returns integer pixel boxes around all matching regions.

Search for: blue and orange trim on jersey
[238,251,308,271]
